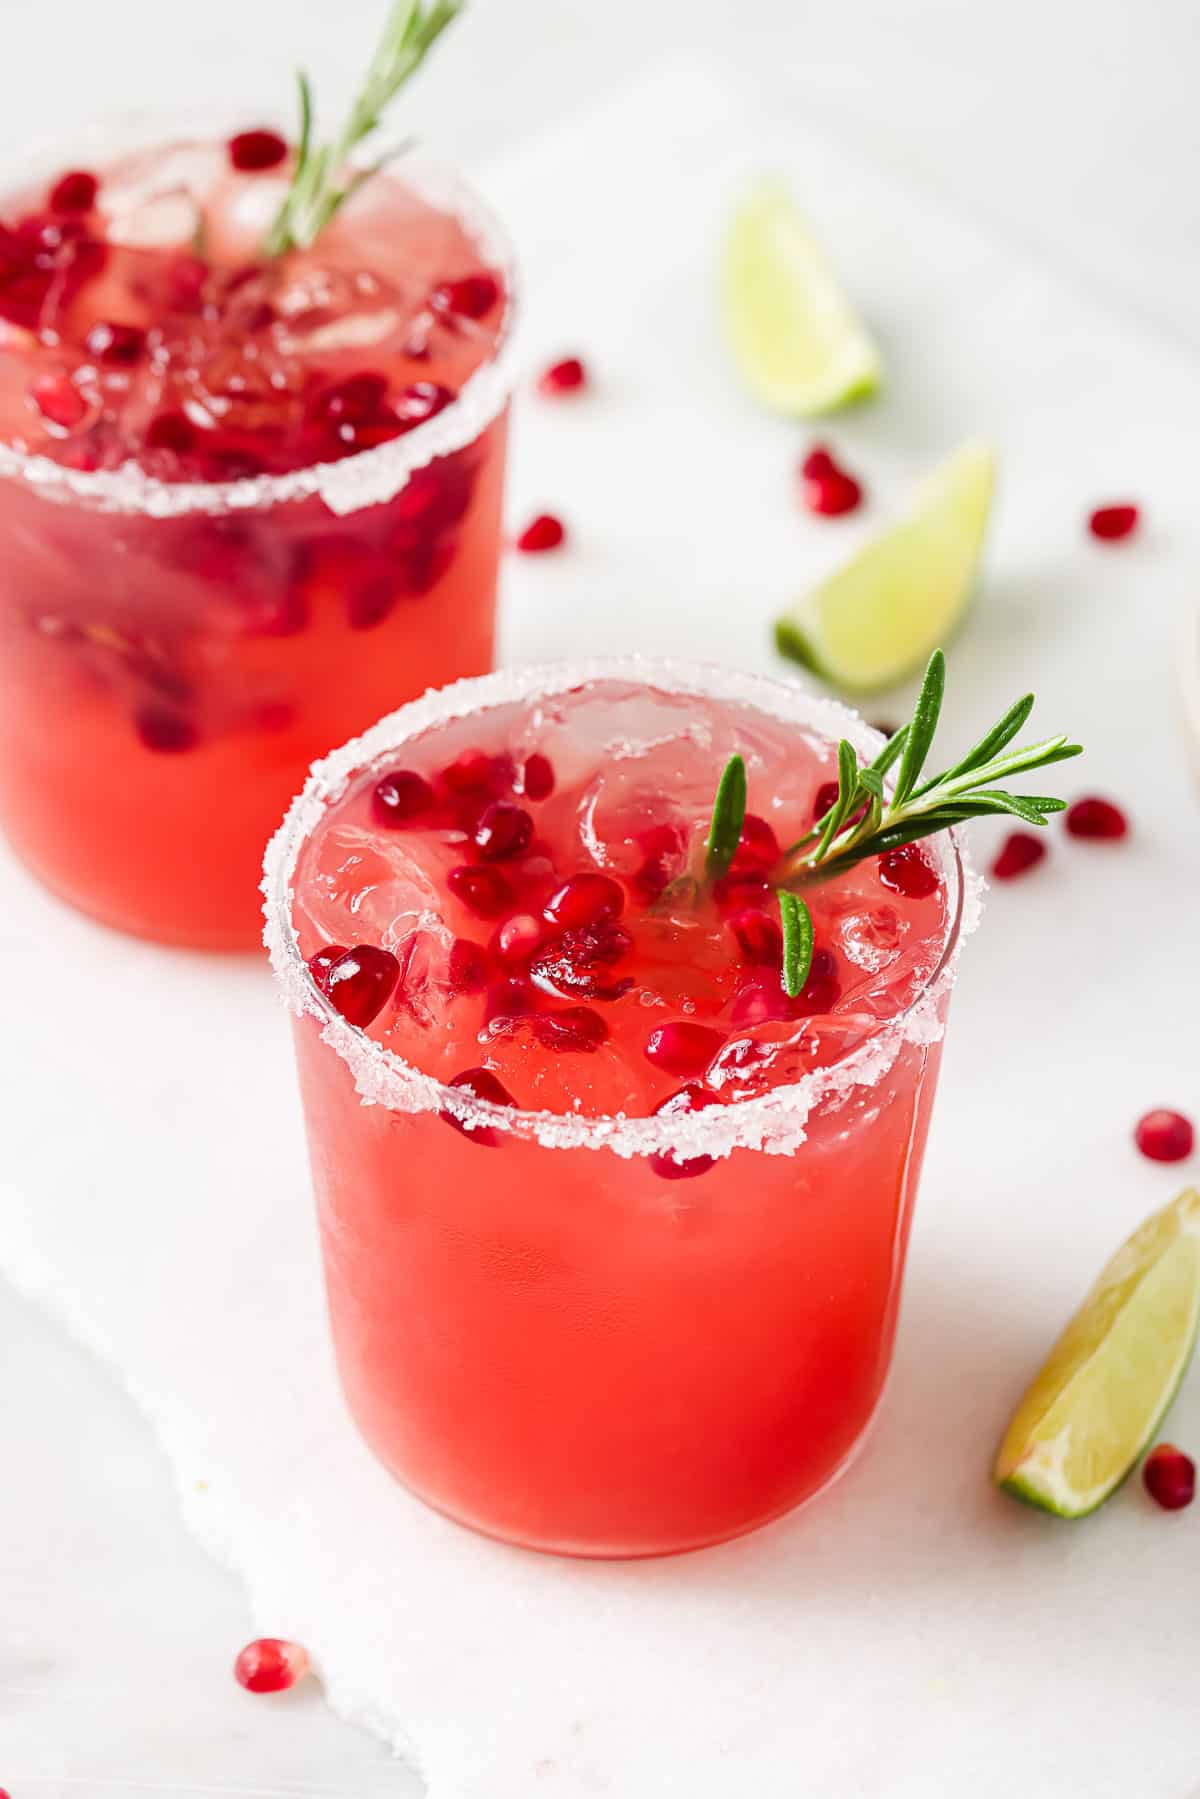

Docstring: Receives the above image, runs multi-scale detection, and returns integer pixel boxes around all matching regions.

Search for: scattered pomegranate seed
[730,907,783,966]
[521,752,556,801]
[1065,796,1128,840]
[713,871,770,915]
[1143,1443,1195,1511]
[644,1021,727,1078]
[1088,503,1139,543]
[801,446,864,517]
[878,844,938,899]
[1134,1109,1194,1164]
[135,706,199,753]
[234,1638,310,1694]
[49,168,98,212]
[801,444,836,481]
[651,1083,723,1181]
[533,1006,609,1053]
[633,822,687,901]
[538,355,587,396]
[394,381,455,431]
[448,864,515,919]
[730,814,780,873]
[322,945,400,1027]
[492,912,544,965]
[308,944,348,991]
[441,1066,516,1146]
[432,273,500,319]
[991,831,1047,880]
[516,513,566,554]
[474,801,533,862]
[29,372,86,430]
[372,769,434,828]
[447,938,488,995]
[228,130,289,173]
[84,320,145,366]
[544,873,624,930]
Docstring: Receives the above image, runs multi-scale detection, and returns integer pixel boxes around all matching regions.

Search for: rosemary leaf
[779,892,814,998]
[705,755,748,881]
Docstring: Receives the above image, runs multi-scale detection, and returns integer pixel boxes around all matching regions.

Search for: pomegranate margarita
[266,662,976,1557]
[0,127,512,946]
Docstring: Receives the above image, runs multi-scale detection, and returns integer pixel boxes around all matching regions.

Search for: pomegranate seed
[1088,503,1139,543]
[322,945,400,1027]
[29,372,86,430]
[800,444,836,480]
[991,831,1046,880]
[448,864,514,919]
[730,907,783,965]
[1134,1109,1194,1164]
[229,130,289,173]
[633,822,687,901]
[878,844,939,898]
[49,168,98,212]
[516,513,566,553]
[644,1021,727,1078]
[731,814,780,873]
[440,749,514,799]
[1143,1443,1195,1511]
[135,706,199,753]
[521,752,555,801]
[441,1066,516,1146]
[1066,796,1128,840]
[531,920,634,1002]
[447,938,488,995]
[813,781,840,822]
[145,410,197,454]
[474,801,533,862]
[492,912,544,965]
[432,273,500,319]
[308,373,389,427]
[712,871,770,915]
[234,1638,310,1694]
[538,355,587,396]
[805,467,863,518]
[651,1083,722,1181]
[308,944,348,991]
[543,873,624,930]
[533,1006,609,1053]
[84,320,146,366]
[394,382,455,431]
[795,947,842,1015]
[372,768,434,827]
[485,976,536,1022]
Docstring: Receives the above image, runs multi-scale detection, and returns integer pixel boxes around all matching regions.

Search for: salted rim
[263,658,984,1161]
[0,130,518,520]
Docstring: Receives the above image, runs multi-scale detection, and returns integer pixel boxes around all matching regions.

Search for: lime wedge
[721,180,882,416]
[774,441,996,694]
[995,1189,1200,1519]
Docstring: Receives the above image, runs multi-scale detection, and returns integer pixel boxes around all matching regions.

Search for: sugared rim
[263,658,983,1161]
[0,130,518,520]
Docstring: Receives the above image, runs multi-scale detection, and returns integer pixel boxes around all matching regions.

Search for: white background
[3,2,1200,1793]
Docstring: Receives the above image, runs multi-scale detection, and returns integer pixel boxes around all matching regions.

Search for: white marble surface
[2,3,1200,1793]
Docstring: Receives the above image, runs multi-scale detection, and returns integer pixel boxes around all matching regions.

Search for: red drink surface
[0,139,512,947]
[276,672,963,1557]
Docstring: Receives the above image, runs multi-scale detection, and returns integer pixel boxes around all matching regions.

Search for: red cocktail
[0,130,512,946]
[265,662,974,1557]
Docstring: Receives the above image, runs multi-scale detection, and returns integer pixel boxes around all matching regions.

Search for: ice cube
[838,904,905,974]
[106,191,202,250]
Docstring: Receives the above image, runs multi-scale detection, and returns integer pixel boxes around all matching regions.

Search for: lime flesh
[995,1188,1200,1519]
[775,441,996,695]
[721,180,882,417]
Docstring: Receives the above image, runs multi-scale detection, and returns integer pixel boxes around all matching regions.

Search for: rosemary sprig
[264,0,464,257]
[699,648,1082,996]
